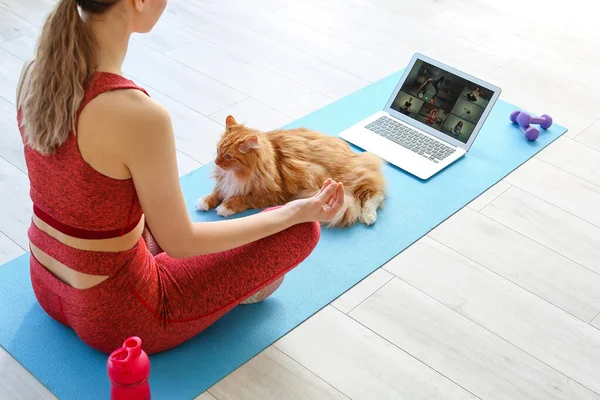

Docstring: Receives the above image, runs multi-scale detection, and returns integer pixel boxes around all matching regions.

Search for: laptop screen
[390,59,496,144]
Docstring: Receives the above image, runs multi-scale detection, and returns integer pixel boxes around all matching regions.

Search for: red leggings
[29,217,320,354]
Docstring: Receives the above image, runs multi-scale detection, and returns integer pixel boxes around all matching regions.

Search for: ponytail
[22,0,119,155]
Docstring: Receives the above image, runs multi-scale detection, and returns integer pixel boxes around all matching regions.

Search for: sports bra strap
[81,72,149,109]
[74,72,150,134]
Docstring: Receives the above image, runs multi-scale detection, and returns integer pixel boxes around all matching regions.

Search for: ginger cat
[196,116,386,227]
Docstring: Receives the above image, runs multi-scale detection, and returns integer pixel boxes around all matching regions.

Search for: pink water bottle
[107,336,151,400]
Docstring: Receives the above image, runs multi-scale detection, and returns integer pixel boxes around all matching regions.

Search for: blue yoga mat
[0,70,567,399]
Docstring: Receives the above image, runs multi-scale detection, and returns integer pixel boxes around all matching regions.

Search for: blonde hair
[21,0,119,155]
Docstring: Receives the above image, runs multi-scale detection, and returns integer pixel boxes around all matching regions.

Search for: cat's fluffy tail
[346,152,386,226]
[324,190,362,228]
[323,152,386,228]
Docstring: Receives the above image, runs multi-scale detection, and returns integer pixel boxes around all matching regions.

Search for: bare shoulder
[82,88,171,131]
[78,88,175,175]
[79,88,173,153]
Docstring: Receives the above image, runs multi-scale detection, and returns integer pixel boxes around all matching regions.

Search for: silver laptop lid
[384,53,501,151]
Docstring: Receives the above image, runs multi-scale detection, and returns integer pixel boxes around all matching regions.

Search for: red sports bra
[17,72,149,239]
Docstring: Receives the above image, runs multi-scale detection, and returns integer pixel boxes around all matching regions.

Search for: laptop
[339,53,501,180]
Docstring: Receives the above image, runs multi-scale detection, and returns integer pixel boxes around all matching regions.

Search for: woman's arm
[119,93,342,259]
[417,79,431,94]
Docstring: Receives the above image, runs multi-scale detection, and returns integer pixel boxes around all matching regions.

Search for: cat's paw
[216,204,236,217]
[360,207,378,226]
[196,196,213,211]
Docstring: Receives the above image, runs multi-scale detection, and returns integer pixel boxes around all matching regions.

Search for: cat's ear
[225,115,238,132]
[239,135,259,153]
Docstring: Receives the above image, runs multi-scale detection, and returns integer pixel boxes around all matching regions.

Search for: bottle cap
[123,337,142,358]
[109,348,131,371]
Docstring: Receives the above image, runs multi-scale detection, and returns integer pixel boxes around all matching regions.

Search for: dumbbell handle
[516,112,553,129]
[529,116,547,124]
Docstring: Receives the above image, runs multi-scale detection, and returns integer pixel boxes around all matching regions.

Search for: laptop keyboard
[365,116,456,163]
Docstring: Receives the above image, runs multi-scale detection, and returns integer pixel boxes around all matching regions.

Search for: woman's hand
[285,179,345,224]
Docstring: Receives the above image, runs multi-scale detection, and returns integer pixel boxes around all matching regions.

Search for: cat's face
[215,116,261,177]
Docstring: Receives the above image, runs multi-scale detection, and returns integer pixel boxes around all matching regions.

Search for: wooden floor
[1,0,600,398]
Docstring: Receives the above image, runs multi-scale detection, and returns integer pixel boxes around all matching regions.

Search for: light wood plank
[0,47,23,105]
[0,346,56,400]
[245,0,283,11]
[471,0,595,50]
[509,45,600,100]
[460,0,599,69]
[312,0,510,76]
[182,0,356,64]
[0,0,54,27]
[332,268,394,314]
[429,207,600,323]
[209,98,293,133]
[425,1,590,85]
[123,40,247,116]
[0,9,37,42]
[360,0,463,22]
[273,1,413,66]
[492,59,600,118]
[0,32,36,61]
[273,0,506,77]
[482,187,600,274]
[166,39,333,118]
[175,150,202,177]
[326,47,402,83]
[0,96,26,173]
[248,0,406,82]
[504,158,600,227]
[0,230,23,264]
[429,209,600,322]
[0,157,31,248]
[425,4,530,52]
[143,86,224,164]
[467,181,511,212]
[536,137,600,187]
[380,237,600,397]
[194,392,218,400]
[489,75,594,139]
[223,37,369,100]
[209,346,349,400]
[131,17,197,53]
[161,2,369,99]
[575,119,600,151]
[275,306,478,400]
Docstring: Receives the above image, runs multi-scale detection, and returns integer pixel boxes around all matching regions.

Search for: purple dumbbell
[510,110,522,124]
[516,111,553,129]
[510,110,538,140]
[519,124,540,141]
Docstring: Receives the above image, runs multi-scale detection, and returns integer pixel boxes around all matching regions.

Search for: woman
[400,97,413,114]
[417,76,445,103]
[453,121,463,136]
[16,0,344,354]
[466,87,480,102]
[426,107,439,125]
